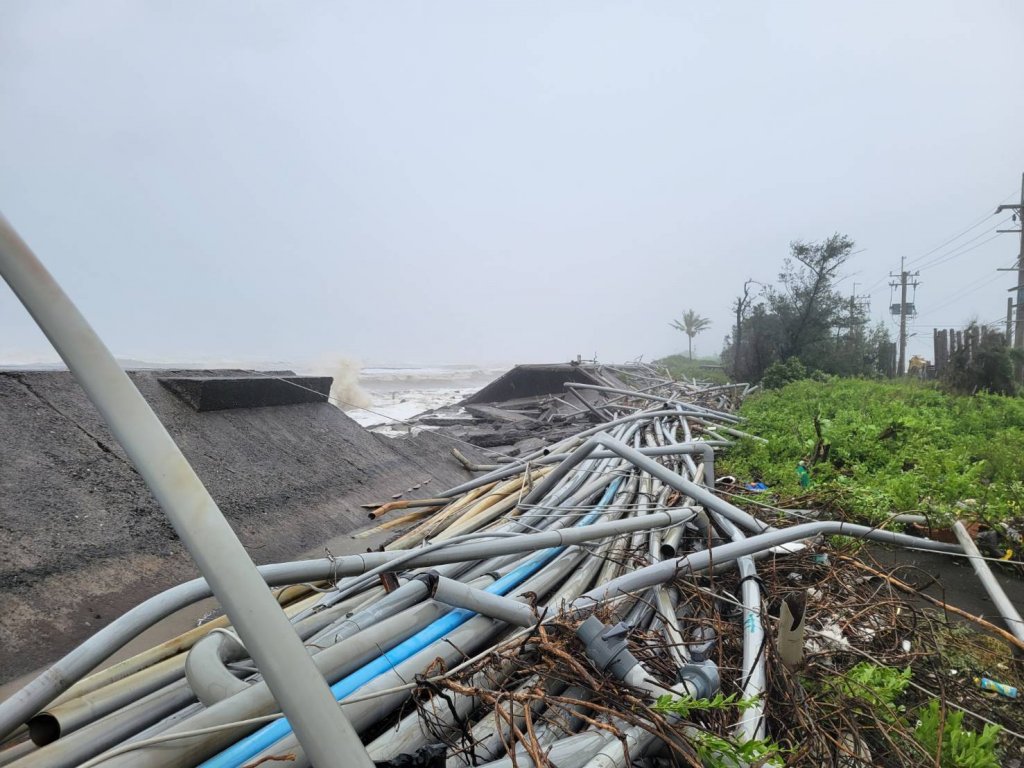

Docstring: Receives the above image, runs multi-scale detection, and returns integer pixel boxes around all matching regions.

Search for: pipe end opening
[28,714,60,746]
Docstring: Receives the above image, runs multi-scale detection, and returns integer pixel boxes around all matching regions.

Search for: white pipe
[0,213,370,767]
[952,521,1024,645]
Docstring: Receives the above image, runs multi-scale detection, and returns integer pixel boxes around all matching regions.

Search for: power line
[864,190,1019,294]
[915,226,1008,272]
[916,272,1005,319]
[905,189,1019,268]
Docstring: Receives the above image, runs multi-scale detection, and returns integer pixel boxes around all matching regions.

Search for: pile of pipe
[0,383,968,768]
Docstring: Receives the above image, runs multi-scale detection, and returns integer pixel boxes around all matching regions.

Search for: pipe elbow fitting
[676,660,720,699]
[576,616,639,680]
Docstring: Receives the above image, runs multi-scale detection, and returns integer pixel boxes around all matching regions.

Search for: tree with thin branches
[670,310,712,360]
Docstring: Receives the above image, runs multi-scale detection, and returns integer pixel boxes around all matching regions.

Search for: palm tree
[670,310,712,360]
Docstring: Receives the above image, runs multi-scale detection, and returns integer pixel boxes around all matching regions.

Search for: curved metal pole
[0,213,370,767]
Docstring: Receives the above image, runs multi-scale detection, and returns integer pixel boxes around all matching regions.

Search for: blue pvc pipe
[201,478,624,768]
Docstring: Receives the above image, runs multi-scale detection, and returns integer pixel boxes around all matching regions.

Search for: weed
[724,379,1024,524]
[913,699,1002,767]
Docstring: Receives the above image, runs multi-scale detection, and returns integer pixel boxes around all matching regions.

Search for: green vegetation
[653,692,758,719]
[724,234,893,382]
[654,694,787,764]
[914,700,1002,767]
[811,662,1002,766]
[819,662,911,722]
[723,378,1024,523]
[689,731,787,765]
[656,354,729,385]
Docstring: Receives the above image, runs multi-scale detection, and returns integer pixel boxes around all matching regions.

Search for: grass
[722,378,1024,524]
[656,354,730,385]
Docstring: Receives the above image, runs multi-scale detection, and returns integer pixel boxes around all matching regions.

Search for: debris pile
[0,371,1021,768]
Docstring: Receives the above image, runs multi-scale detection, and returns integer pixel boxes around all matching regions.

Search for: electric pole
[848,282,871,339]
[889,257,920,376]
[996,172,1024,349]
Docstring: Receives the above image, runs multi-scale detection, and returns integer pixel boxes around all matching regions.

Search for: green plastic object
[796,462,811,489]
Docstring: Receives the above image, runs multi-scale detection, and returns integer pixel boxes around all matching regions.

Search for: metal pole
[951,522,1024,646]
[899,257,908,376]
[0,213,371,767]
[1015,172,1024,350]
[1008,297,1015,346]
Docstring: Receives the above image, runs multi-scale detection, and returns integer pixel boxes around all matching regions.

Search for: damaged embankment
[0,369,482,684]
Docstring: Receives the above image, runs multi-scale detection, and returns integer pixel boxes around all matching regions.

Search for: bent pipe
[208,483,623,768]
[521,433,724,526]
[185,633,250,708]
[0,214,370,768]
[0,507,688,740]
[187,574,459,713]
[564,382,742,423]
[230,547,586,768]
[571,520,963,613]
[441,410,714,496]
[95,600,454,768]
[449,442,725,479]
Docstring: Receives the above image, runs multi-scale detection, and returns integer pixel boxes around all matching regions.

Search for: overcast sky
[2,1,1023,369]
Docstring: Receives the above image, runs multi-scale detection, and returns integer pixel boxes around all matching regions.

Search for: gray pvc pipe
[26,654,185,746]
[545,443,717,486]
[472,730,616,768]
[249,549,586,768]
[0,507,688,736]
[565,382,742,423]
[0,739,35,767]
[573,520,962,612]
[952,522,1024,645]
[711,512,766,742]
[365,660,518,762]
[430,576,536,628]
[9,681,195,768]
[95,600,453,768]
[459,442,725,476]
[521,433,722,531]
[592,434,773,533]
[0,214,369,767]
[440,410,705,496]
[184,633,249,707]
[99,567,543,768]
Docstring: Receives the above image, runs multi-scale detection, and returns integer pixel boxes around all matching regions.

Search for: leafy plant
[653,692,758,718]
[913,699,1002,767]
[655,354,730,385]
[762,357,809,390]
[819,662,911,722]
[688,730,788,766]
[723,378,1024,524]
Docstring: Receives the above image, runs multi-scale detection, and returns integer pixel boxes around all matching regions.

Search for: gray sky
[2,1,1023,368]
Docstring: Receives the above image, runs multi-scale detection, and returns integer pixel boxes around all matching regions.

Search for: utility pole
[847,282,871,339]
[996,172,1024,349]
[890,257,920,376]
[1008,296,1015,345]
